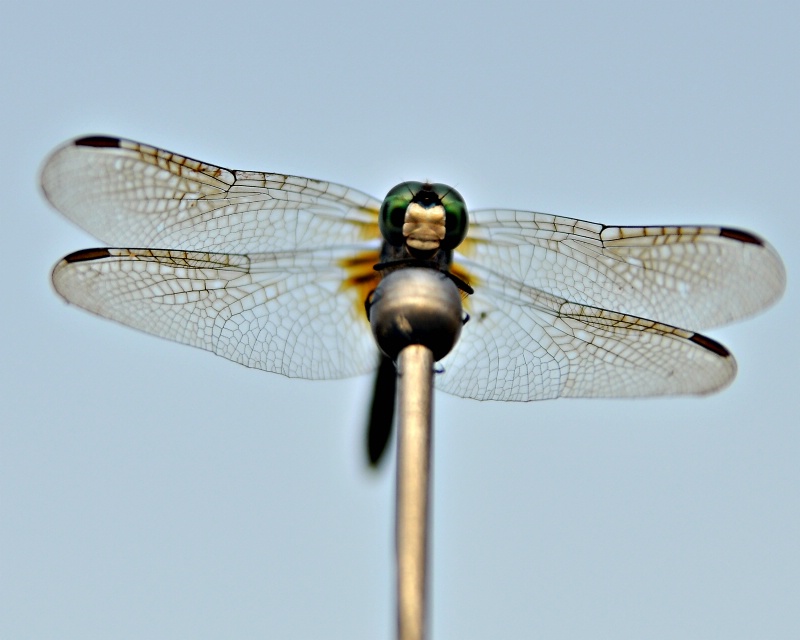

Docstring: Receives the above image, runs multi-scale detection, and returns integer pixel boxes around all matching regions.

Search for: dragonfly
[43,136,786,463]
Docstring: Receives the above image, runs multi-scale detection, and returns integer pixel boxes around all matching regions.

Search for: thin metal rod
[395,344,435,640]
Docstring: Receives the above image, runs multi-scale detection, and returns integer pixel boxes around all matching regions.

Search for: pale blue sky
[1,2,797,638]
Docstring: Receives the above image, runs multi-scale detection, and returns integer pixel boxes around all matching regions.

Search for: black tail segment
[689,332,731,357]
[74,135,121,148]
[719,227,764,246]
[366,353,397,468]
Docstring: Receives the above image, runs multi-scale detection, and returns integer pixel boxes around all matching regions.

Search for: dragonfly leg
[364,289,377,320]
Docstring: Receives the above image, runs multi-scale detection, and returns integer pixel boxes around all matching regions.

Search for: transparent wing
[459,209,785,330]
[51,245,382,380]
[41,136,382,253]
[437,264,737,401]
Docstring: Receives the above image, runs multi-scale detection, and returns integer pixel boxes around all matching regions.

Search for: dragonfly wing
[52,245,381,380]
[460,209,785,330]
[42,136,382,253]
[436,264,737,401]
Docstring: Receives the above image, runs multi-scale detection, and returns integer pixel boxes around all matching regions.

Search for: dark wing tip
[74,135,122,148]
[689,332,730,357]
[719,227,764,246]
[63,248,113,263]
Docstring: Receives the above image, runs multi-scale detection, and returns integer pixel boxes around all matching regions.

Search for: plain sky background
[1,2,797,639]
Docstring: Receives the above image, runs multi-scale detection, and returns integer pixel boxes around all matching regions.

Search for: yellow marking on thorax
[339,249,382,325]
[457,236,487,257]
[356,206,382,240]
[339,247,480,324]
[450,261,479,311]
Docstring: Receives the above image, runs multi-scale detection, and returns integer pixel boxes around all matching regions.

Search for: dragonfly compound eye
[379,181,422,247]
[379,181,469,252]
[435,184,469,250]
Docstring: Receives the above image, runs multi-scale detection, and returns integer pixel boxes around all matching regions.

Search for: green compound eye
[379,181,469,251]
[434,184,469,250]
[379,181,422,247]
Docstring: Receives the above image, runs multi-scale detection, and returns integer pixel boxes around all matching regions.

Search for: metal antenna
[370,267,463,640]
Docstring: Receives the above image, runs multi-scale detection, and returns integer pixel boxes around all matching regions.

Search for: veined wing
[459,209,785,331]
[438,263,736,402]
[41,136,382,253]
[51,245,382,379]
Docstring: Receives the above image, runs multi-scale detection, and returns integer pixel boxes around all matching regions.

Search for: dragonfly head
[379,181,468,259]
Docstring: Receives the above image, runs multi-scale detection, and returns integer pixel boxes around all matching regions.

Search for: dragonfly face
[42,136,786,404]
[379,182,469,258]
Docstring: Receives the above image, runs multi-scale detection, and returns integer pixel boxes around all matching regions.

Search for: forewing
[52,246,381,379]
[41,136,382,253]
[460,209,785,330]
[437,265,736,401]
